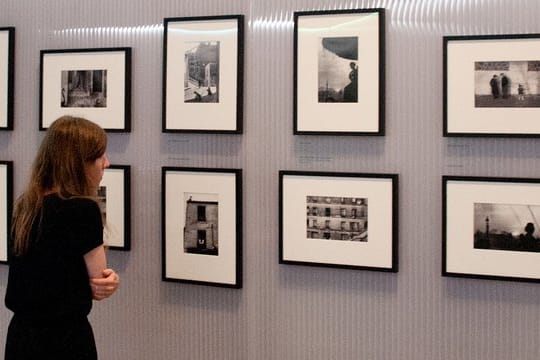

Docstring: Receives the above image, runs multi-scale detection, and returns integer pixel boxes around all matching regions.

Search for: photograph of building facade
[306,196,367,241]
[2,2,540,360]
[183,197,219,255]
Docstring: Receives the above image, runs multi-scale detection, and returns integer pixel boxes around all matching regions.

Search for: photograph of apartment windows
[306,196,368,241]
[183,193,219,256]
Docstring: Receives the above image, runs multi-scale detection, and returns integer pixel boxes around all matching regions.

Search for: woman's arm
[83,245,120,300]
[83,244,107,279]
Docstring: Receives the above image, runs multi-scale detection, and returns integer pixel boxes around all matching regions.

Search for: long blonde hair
[11,116,107,256]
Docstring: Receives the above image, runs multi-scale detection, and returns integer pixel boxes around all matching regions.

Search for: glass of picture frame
[443,175,540,282]
[444,33,540,137]
[40,47,131,132]
[279,170,398,271]
[100,165,131,250]
[0,27,14,130]
[294,8,385,135]
[0,161,13,264]
[163,15,244,133]
[162,167,242,288]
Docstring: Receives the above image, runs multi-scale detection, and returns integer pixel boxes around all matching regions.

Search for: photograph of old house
[306,195,367,241]
[183,193,219,256]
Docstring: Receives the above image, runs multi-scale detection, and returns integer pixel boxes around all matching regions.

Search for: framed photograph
[0,27,14,130]
[444,34,540,137]
[0,161,13,264]
[443,176,540,283]
[40,47,131,132]
[162,167,242,288]
[99,165,130,250]
[163,15,244,133]
[279,170,398,271]
[293,8,385,135]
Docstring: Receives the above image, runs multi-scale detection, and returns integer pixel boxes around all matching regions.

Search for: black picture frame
[40,47,131,132]
[0,27,14,130]
[443,33,540,137]
[100,165,131,251]
[162,167,242,288]
[293,8,385,135]
[0,161,13,264]
[279,170,398,272]
[163,15,244,133]
[443,175,540,283]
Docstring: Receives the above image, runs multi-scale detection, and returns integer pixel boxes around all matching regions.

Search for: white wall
[1,0,539,359]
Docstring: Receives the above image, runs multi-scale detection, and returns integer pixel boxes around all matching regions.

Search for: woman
[4,116,120,359]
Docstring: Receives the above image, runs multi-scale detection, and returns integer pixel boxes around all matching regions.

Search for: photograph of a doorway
[183,192,219,256]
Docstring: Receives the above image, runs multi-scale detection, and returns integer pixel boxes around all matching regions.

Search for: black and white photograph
[163,15,243,133]
[474,61,540,108]
[443,176,540,283]
[40,48,131,131]
[318,37,358,103]
[280,171,398,272]
[0,27,14,130]
[61,69,107,108]
[444,34,540,137]
[162,167,242,288]
[184,41,220,103]
[473,203,540,253]
[99,165,131,250]
[0,161,13,264]
[306,196,367,241]
[97,185,107,221]
[183,192,219,256]
[294,9,384,135]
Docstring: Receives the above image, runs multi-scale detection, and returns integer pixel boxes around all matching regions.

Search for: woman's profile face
[85,153,110,191]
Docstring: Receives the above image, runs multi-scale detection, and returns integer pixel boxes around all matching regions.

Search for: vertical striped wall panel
[0,0,539,359]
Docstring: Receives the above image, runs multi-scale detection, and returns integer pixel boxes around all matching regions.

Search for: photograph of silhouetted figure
[473,203,539,253]
[489,74,499,99]
[520,222,538,251]
[318,36,358,103]
[500,72,510,98]
[518,83,525,100]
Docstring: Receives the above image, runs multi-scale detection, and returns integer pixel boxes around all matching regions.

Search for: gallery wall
[1,0,540,359]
